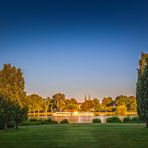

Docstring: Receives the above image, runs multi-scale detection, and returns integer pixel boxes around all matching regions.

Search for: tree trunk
[15,114,19,129]
[44,109,47,116]
[38,109,39,117]
[4,113,8,129]
[50,106,53,113]
[33,110,35,116]
[146,121,148,128]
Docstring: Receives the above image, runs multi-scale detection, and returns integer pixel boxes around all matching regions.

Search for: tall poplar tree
[136,53,148,127]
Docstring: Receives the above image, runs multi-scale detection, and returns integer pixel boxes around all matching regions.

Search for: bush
[123,116,144,123]
[60,119,69,124]
[123,116,131,123]
[106,117,121,123]
[131,117,144,123]
[50,120,58,124]
[29,118,38,122]
[92,118,101,123]
[21,118,58,126]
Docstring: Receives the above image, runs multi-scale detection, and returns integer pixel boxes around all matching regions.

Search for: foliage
[0,64,26,107]
[0,64,28,129]
[123,116,144,123]
[115,95,137,112]
[115,105,127,115]
[131,117,144,123]
[27,94,43,115]
[92,118,101,123]
[21,118,58,126]
[106,117,121,123]
[136,53,148,127]
[53,93,66,112]
[60,119,69,124]
[64,98,78,112]
[123,116,131,123]
[102,97,113,112]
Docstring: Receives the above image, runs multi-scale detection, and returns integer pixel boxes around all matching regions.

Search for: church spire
[84,93,87,101]
[88,93,91,100]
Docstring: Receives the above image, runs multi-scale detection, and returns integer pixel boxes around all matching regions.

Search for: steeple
[84,93,87,101]
[88,93,91,100]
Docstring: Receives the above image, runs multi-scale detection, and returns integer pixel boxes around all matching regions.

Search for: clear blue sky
[0,0,148,101]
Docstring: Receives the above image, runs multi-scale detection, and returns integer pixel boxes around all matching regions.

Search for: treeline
[0,64,137,129]
[24,93,136,116]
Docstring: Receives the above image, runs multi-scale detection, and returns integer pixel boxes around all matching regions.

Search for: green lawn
[0,124,148,148]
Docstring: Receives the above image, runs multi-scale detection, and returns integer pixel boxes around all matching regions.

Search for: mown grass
[0,123,148,148]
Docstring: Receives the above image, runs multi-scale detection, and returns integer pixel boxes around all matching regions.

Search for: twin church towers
[84,93,91,101]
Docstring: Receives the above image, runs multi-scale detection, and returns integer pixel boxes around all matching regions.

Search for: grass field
[0,124,148,148]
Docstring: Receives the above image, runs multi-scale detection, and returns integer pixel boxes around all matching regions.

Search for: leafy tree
[92,98,102,111]
[53,93,65,112]
[136,53,148,127]
[81,100,94,111]
[69,98,78,111]
[115,95,137,112]
[0,95,14,129]
[126,96,137,112]
[115,105,127,115]
[0,64,26,107]
[42,97,51,115]
[12,103,28,129]
[102,97,113,111]
[0,64,27,129]
[115,95,126,106]
[27,94,43,116]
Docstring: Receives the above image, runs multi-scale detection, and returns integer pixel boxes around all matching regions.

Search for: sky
[0,0,148,101]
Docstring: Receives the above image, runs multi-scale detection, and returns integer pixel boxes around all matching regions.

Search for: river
[29,115,137,123]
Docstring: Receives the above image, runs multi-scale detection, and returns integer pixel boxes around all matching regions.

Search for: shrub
[123,116,144,123]
[123,116,132,123]
[92,118,101,123]
[50,120,58,124]
[131,117,144,123]
[106,117,121,123]
[60,119,69,124]
[29,118,38,122]
[21,118,58,126]
[48,118,52,122]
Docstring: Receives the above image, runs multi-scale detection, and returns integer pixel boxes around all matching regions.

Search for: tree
[115,105,127,115]
[0,64,26,107]
[126,96,137,112]
[115,95,126,106]
[27,94,43,116]
[53,93,65,112]
[102,97,113,111]
[115,95,137,112]
[92,98,102,111]
[0,95,13,129]
[81,99,94,111]
[136,53,148,127]
[0,64,27,129]
[42,97,51,115]
[12,102,28,129]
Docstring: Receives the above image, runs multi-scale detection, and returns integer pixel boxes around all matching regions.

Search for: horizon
[0,0,148,101]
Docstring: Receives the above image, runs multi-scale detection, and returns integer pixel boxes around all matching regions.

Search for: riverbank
[0,124,148,148]
[28,111,137,116]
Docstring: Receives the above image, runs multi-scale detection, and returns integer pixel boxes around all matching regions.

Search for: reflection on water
[29,115,137,123]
